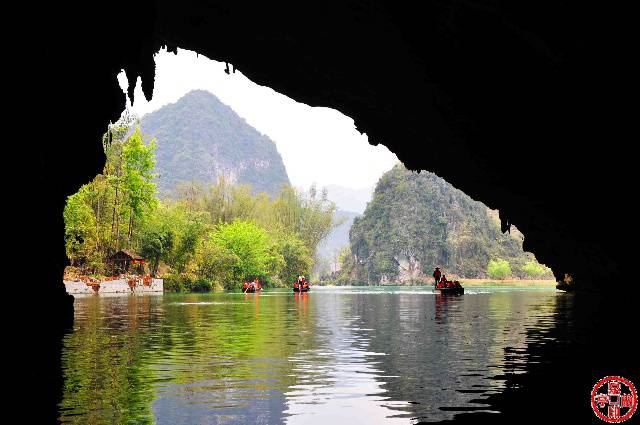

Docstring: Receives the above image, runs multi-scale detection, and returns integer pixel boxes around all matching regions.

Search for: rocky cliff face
[140,90,290,197]
[348,165,549,284]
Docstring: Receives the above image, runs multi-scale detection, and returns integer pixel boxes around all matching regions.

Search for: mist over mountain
[323,185,373,214]
[315,210,360,271]
[140,90,290,196]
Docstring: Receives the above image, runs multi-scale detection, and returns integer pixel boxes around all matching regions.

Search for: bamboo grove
[64,118,337,291]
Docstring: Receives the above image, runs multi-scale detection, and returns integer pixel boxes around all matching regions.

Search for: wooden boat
[434,279,464,295]
[243,282,262,293]
[244,286,261,293]
[434,286,464,295]
[293,282,310,292]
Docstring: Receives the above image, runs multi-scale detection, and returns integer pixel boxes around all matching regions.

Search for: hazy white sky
[117,48,398,189]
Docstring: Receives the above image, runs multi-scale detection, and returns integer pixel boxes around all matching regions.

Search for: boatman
[433,267,442,286]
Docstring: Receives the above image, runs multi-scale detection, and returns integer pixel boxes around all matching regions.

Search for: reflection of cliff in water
[351,291,561,422]
[59,289,639,424]
[444,293,640,424]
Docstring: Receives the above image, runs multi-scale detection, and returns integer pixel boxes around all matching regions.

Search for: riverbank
[459,278,556,285]
[316,279,556,287]
[64,277,163,295]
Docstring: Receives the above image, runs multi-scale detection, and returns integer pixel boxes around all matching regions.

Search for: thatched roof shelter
[107,250,144,274]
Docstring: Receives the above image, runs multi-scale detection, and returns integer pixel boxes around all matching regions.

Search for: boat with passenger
[243,278,262,293]
[434,284,464,295]
[293,275,310,292]
[433,271,464,295]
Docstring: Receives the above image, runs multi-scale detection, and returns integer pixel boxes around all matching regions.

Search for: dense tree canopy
[64,120,336,291]
[332,164,552,284]
[64,122,158,270]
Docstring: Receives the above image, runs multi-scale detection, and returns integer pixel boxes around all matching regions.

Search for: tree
[103,114,137,252]
[275,233,313,284]
[64,124,341,289]
[64,186,97,267]
[269,185,337,252]
[487,258,512,280]
[210,220,276,287]
[142,202,209,275]
[522,260,551,278]
[138,218,174,277]
[121,128,158,244]
[192,238,239,290]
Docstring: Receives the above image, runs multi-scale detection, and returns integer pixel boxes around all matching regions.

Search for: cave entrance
[57,47,564,424]
[63,47,553,291]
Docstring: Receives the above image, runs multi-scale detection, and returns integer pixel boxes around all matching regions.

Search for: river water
[57,285,603,424]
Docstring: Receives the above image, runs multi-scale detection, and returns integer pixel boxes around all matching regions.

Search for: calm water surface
[59,285,563,424]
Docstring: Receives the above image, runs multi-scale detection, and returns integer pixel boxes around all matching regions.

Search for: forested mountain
[339,164,551,284]
[140,90,290,197]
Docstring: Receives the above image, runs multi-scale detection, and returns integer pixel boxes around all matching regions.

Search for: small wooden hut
[107,250,145,275]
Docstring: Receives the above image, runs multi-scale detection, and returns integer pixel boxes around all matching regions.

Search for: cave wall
[151,0,632,290]
[16,0,632,420]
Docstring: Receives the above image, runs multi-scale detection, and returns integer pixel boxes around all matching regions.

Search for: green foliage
[63,124,158,272]
[138,223,174,277]
[162,274,217,292]
[65,116,337,291]
[269,185,336,251]
[64,187,97,266]
[190,278,214,292]
[163,274,186,292]
[275,233,313,284]
[140,90,290,196]
[210,220,275,288]
[192,235,240,290]
[332,164,551,284]
[122,128,158,219]
[522,260,552,278]
[487,259,512,279]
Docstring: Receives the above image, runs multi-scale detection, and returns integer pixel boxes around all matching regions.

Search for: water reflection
[59,286,563,424]
[284,292,411,424]
[352,289,561,422]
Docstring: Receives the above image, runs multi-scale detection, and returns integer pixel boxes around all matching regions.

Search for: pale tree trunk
[111,186,119,251]
[127,208,134,247]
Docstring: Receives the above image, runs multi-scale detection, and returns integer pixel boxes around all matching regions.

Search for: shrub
[522,261,552,278]
[188,278,213,292]
[211,220,276,288]
[487,259,512,280]
[163,274,185,292]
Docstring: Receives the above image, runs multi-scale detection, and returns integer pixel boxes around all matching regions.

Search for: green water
[59,285,560,424]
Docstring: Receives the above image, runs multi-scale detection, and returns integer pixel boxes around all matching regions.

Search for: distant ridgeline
[340,164,552,284]
[140,90,290,197]
[314,210,360,272]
